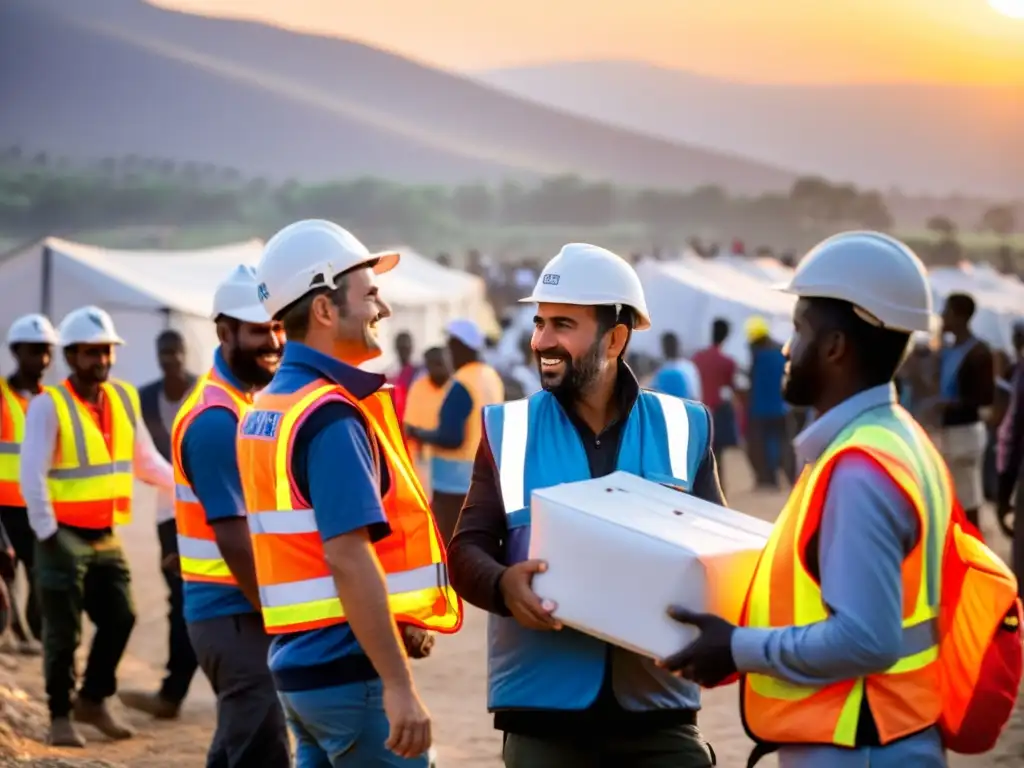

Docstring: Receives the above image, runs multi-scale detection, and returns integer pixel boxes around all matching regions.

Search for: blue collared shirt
[731,384,946,767]
[181,349,257,623]
[260,343,394,691]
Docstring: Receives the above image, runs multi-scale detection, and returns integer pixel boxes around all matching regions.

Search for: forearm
[448,532,510,615]
[326,533,412,689]
[731,614,901,686]
[212,519,262,609]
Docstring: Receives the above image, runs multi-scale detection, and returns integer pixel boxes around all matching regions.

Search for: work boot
[48,717,86,748]
[118,690,180,719]
[72,697,134,740]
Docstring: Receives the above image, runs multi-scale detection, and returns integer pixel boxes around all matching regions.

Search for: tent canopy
[0,237,492,385]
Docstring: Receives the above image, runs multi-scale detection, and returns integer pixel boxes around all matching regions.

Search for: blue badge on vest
[241,410,281,439]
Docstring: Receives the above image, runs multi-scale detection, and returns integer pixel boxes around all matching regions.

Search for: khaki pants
[939,422,986,511]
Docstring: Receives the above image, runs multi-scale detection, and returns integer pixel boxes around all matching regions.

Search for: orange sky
[153,0,1024,84]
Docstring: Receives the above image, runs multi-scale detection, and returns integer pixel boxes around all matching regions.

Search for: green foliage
[0,156,1019,267]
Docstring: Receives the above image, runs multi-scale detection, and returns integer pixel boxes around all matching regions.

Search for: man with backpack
[661,232,1022,767]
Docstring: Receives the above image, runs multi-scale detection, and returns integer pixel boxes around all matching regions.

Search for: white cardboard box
[529,471,773,660]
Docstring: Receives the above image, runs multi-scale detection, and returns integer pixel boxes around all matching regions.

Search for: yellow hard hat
[745,315,770,342]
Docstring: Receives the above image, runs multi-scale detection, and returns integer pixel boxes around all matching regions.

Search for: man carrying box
[663,232,954,767]
[449,243,725,767]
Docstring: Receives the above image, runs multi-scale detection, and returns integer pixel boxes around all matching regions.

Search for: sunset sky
[153,0,1024,84]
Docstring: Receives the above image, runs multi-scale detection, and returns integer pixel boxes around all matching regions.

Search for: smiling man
[20,306,175,748]
[121,265,290,766]
[237,220,461,767]
[448,243,724,768]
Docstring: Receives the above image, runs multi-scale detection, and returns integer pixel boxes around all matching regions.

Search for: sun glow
[990,0,1024,19]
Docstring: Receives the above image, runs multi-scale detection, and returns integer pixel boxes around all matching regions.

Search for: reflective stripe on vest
[172,370,250,585]
[741,405,951,747]
[0,380,29,507]
[47,380,138,528]
[237,379,463,636]
[431,362,504,494]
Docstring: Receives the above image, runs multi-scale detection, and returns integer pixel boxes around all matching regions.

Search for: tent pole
[40,245,53,316]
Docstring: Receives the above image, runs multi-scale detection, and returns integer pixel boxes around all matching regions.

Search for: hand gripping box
[528,471,773,660]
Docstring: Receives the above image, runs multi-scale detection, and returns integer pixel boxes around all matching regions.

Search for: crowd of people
[0,223,1020,768]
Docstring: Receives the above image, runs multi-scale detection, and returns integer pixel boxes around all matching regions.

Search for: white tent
[634,256,796,369]
[0,238,495,386]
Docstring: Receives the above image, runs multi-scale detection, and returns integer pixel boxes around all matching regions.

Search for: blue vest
[483,389,710,712]
[939,338,979,399]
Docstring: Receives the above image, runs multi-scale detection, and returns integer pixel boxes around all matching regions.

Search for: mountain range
[0,0,795,192]
[475,60,1024,199]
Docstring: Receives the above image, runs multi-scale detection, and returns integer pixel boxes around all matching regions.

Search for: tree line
[0,151,1018,260]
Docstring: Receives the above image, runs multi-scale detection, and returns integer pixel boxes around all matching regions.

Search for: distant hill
[475,60,1024,199]
[0,0,796,192]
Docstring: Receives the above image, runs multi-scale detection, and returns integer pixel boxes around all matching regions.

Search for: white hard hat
[780,231,933,333]
[520,243,651,330]
[213,264,271,324]
[57,306,125,347]
[7,313,59,345]
[446,318,485,351]
[256,219,400,320]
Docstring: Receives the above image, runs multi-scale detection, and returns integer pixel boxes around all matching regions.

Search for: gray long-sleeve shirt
[730,384,947,768]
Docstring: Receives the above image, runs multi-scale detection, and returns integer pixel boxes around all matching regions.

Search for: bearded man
[447,244,725,768]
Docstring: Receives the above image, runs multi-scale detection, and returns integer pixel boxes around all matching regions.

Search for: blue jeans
[278,679,430,768]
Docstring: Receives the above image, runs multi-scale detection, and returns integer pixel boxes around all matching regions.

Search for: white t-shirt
[156,389,189,524]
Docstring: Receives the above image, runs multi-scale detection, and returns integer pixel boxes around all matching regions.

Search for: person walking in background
[388,331,420,426]
[692,318,740,493]
[405,318,504,546]
[20,307,174,748]
[932,293,994,530]
[403,347,452,490]
[744,316,794,488]
[238,220,461,767]
[650,332,702,401]
[129,266,289,764]
[449,244,722,768]
[122,329,198,719]
[0,313,60,655]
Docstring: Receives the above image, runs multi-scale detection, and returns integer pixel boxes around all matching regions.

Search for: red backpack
[935,499,1022,754]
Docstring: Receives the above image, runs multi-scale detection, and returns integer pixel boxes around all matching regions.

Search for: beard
[536,338,604,400]
[781,344,820,408]
[229,344,278,388]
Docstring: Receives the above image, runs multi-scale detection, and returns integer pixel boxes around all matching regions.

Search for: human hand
[498,559,561,632]
[382,681,432,759]
[161,552,181,575]
[400,624,435,659]
[658,606,738,687]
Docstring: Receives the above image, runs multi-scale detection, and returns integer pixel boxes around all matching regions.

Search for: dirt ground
[2,452,1022,767]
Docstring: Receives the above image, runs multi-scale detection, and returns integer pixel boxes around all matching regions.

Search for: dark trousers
[431,491,466,547]
[189,613,290,768]
[1014,474,1024,602]
[36,528,136,719]
[0,506,41,641]
[157,519,198,703]
[746,415,797,487]
[502,725,716,767]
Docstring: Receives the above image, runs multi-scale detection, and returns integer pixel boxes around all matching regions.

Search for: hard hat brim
[370,251,401,275]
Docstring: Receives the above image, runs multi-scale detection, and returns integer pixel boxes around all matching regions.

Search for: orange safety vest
[430,362,503,494]
[47,379,139,528]
[741,407,951,748]
[172,368,253,585]
[236,378,462,636]
[0,379,33,507]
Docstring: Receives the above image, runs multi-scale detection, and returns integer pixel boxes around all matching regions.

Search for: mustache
[535,347,571,360]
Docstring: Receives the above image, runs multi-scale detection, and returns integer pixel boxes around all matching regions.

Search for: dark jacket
[138,375,198,463]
